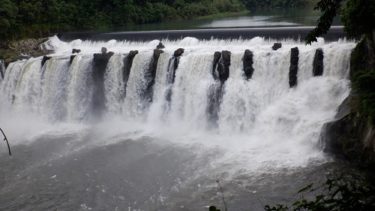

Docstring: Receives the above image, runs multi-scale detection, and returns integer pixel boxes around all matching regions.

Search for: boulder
[72,49,81,54]
[289,47,299,88]
[321,98,375,166]
[313,48,324,76]
[173,48,184,57]
[157,42,165,49]
[218,50,231,83]
[243,50,254,80]
[101,47,108,54]
[272,43,282,51]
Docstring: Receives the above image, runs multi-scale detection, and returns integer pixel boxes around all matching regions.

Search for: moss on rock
[0,38,51,66]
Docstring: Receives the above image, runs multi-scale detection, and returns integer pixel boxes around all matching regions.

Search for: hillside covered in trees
[0,0,243,40]
[241,0,311,11]
[0,0,313,41]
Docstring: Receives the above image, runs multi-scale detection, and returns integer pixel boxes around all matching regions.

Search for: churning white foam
[0,36,355,175]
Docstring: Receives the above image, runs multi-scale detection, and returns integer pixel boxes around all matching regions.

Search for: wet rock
[157,42,165,49]
[122,50,138,99]
[0,60,5,79]
[289,47,299,88]
[272,43,282,51]
[218,50,231,83]
[3,38,51,64]
[41,56,51,66]
[92,50,115,117]
[69,55,76,64]
[212,51,222,76]
[128,50,139,58]
[243,50,254,80]
[17,55,31,60]
[101,47,108,54]
[313,48,324,76]
[142,49,163,104]
[207,82,223,127]
[212,51,231,83]
[72,49,81,54]
[164,49,185,102]
[173,48,184,57]
[208,51,231,126]
[172,48,184,73]
[321,97,375,166]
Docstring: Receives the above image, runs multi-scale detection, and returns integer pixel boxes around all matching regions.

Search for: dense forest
[0,0,312,41]
[0,0,242,40]
[241,0,310,11]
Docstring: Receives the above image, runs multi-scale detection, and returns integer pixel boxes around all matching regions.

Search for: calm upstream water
[0,7,351,211]
[118,7,340,32]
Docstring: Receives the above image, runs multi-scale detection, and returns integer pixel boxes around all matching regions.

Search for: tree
[306,0,375,44]
[0,0,18,40]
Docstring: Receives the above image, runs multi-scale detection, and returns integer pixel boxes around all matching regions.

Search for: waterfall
[0,37,355,171]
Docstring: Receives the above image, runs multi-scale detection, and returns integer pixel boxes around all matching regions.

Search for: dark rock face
[122,50,138,100]
[69,55,76,64]
[72,49,81,54]
[142,49,163,104]
[157,42,165,49]
[208,50,231,126]
[123,50,138,84]
[272,43,282,51]
[174,48,184,57]
[243,50,254,80]
[289,47,299,88]
[165,49,185,102]
[92,50,114,118]
[207,82,223,127]
[213,51,231,83]
[213,51,222,74]
[313,48,324,76]
[41,56,51,66]
[0,60,5,79]
[172,48,184,72]
[322,34,375,168]
[321,97,375,166]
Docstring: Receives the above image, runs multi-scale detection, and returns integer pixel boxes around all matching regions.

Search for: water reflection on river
[119,7,334,31]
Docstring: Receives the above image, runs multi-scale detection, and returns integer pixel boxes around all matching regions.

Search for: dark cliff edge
[322,31,375,169]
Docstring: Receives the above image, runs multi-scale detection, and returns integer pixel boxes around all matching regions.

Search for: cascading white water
[0,36,355,174]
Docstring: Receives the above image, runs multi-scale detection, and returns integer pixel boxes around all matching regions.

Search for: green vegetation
[0,0,318,42]
[306,0,375,43]
[351,39,375,124]
[0,0,245,41]
[240,0,311,12]
[265,173,375,211]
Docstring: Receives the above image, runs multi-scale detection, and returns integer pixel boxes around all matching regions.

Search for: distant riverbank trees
[0,0,245,41]
[240,0,312,11]
[0,0,316,41]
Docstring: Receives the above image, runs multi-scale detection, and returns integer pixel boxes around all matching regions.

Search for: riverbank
[323,31,375,170]
[0,38,51,66]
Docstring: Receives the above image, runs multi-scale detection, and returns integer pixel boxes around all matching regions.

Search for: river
[0,8,354,211]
